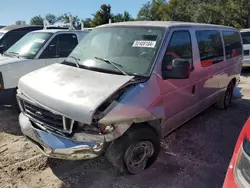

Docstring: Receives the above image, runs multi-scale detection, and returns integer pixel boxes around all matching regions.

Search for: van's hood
[0,55,26,66]
[18,63,134,124]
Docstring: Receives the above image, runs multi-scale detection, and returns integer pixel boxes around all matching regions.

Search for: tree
[45,14,58,25]
[161,0,193,22]
[123,11,134,21]
[113,13,124,22]
[227,0,250,28]
[91,4,112,26]
[137,2,153,20]
[82,18,92,28]
[137,0,165,21]
[30,15,44,25]
[15,20,26,25]
[113,11,134,22]
[58,13,80,28]
[191,3,224,24]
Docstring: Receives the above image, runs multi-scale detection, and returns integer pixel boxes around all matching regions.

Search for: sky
[0,0,149,25]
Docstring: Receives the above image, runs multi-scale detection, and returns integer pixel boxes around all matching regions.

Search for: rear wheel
[105,126,160,174]
[215,81,234,110]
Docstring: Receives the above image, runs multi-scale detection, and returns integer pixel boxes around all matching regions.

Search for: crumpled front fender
[99,73,165,141]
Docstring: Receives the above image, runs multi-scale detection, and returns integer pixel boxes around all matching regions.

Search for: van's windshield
[66,26,165,76]
[4,32,53,59]
[241,32,250,44]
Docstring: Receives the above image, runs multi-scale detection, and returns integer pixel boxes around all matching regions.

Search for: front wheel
[105,126,160,174]
[11,89,20,113]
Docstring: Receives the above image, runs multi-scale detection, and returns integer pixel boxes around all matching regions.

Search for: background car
[0,25,44,54]
[223,117,250,188]
[0,24,71,54]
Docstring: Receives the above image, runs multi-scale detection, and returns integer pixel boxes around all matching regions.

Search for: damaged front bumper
[19,113,105,160]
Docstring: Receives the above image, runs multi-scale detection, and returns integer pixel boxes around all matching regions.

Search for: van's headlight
[75,122,114,134]
[234,138,250,187]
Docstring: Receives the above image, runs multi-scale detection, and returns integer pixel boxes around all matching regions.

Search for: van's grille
[22,100,74,134]
[244,50,249,56]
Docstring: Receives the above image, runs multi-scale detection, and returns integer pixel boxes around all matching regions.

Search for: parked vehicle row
[0,25,88,109]
[9,21,242,174]
[0,24,70,54]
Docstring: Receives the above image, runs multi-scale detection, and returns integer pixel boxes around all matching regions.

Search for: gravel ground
[1,72,250,188]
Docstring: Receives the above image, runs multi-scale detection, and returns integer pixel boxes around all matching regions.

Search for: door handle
[192,85,196,95]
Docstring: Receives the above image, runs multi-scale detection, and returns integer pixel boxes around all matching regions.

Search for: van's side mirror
[49,44,56,53]
[162,59,190,79]
[0,45,4,54]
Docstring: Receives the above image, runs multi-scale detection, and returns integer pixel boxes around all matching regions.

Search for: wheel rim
[225,83,233,106]
[124,141,154,174]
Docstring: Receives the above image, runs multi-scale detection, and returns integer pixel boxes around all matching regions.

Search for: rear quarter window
[196,30,224,66]
[223,31,242,59]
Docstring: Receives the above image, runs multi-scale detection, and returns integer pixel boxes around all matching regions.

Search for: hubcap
[124,141,154,174]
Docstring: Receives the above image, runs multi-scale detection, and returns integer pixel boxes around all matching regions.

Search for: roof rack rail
[43,15,76,30]
[80,22,94,31]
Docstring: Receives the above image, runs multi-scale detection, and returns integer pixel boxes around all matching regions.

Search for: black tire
[215,81,234,110]
[11,89,20,113]
[105,125,160,174]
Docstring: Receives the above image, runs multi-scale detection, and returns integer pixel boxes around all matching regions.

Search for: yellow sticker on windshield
[132,40,156,48]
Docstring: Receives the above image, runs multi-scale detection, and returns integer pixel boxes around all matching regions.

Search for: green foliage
[82,18,92,28]
[30,14,59,26]
[45,14,59,25]
[113,11,134,22]
[30,15,44,25]
[15,20,26,25]
[137,0,165,21]
[58,13,80,28]
[17,0,250,29]
[91,4,112,27]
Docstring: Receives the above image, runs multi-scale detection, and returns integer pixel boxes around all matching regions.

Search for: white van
[240,29,250,67]
[17,21,242,174]
[0,29,88,108]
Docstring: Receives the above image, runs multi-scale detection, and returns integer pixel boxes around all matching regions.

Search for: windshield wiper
[68,56,80,68]
[4,51,20,58]
[95,56,128,76]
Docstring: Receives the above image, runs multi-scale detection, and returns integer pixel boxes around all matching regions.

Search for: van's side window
[223,31,242,59]
[39,36,57,58]
[0,32,25,52]
[40,34,78,59]
[196,30,224,66]
[164,31,192,67]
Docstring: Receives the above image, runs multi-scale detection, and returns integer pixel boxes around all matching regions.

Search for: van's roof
[98,21,237,30]
[31,29,89,34]
[0,24,43,33]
